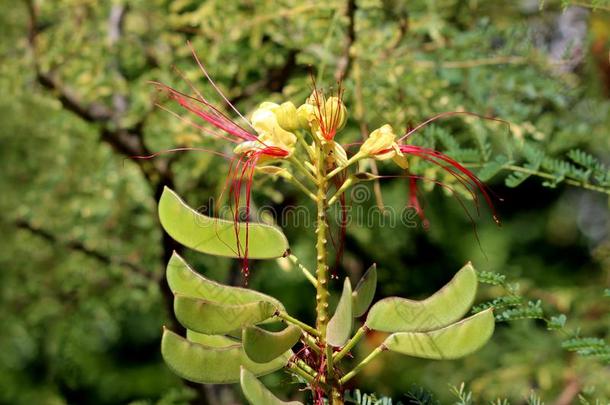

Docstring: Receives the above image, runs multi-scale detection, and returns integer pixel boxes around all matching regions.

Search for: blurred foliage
[1,0,610,404]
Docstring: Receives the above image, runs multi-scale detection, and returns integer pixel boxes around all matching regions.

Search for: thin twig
[14,218,151,279]
[288,254,318,287]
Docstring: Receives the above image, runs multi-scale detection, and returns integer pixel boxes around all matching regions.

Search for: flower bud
[297,103,316,130]
[322,96,347,133]
[250,104,297,154]
[272,101,300,132]
[299,91,347,141]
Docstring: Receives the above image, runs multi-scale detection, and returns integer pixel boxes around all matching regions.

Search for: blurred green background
[1,0,609,404]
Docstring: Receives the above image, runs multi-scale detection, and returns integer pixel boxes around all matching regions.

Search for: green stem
[287,362,316,384]
[338,344,387,385]
[296,130,315,161]
[314,153,330,335]
[288,254,317,287]
[463,162,610,196]
[284,174,317,201]
[296,359,323,382]
[277,311,320,338]
[504,164,610,195]
[328,175,357,206]
[302,331,322,355]
[326,152,364,181]
[326,345,335,379]
[333,325,368,362]
[290,155,318,184]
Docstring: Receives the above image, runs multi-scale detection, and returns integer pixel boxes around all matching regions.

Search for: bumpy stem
[315,152,330,334]
[313,144,345,404]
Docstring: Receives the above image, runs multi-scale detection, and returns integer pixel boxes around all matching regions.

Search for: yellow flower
[359,124,408,169]
[249,103,297,154]
[360,124,396,155]
[258,101,300,132]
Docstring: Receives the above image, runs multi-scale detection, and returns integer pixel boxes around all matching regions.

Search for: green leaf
[384,308,495,359]
[174,295,277,334]
[161,328,289,384]
[327,278,353,347]
[477,155,510,181]
[240,367,303,405]
[186,330,239,348]
[243,325,301,363]
[159,187,289,258]
[366,263,478,332]
[352,264,377,318]
[547,314,567,330]
[167,252,285,311]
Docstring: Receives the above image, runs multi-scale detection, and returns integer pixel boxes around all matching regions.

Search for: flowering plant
[156,45,501,405]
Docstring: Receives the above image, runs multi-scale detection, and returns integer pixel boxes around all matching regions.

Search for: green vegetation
[1,0,609,403]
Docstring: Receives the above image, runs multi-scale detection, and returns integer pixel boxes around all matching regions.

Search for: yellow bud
[297,103,316,129]
[322,96,347,133]
[360,124,397,156]
[273,101,300,132]
[250,105,297,155]
[300,91,347,141]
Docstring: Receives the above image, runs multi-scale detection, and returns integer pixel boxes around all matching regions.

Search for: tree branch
[229,49,299,105]
[14,218,151,278]
[23,0,183,334]
[334,0,356,81]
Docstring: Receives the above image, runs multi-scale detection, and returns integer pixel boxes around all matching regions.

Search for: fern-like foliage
[475,271,610,365]
[410,124,610,196]
[404,385,439,405]
[449,383,474,405]
[345,389,401,405]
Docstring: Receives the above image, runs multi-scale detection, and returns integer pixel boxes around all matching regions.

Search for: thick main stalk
[314,145,344,405]
[314,155,330,334]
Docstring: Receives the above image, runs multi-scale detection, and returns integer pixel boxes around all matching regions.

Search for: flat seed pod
[366,263,477,332]
[186,330,240,348]
[384,308,495,359]
[240,367,303,405]
[166,252,285,311]
[175,295,277,335]
[327,278,353,347]
[243,325,301,363]
[352,264,377,317]
[159,187,289,259]
[161,328,289,384]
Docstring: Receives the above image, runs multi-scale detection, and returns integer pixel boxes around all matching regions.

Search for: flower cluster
[155,47,500,271]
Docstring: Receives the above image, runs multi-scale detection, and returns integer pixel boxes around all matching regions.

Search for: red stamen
[409,177,429,230]
[308,75,345,141]
[399,145,501,225]
[398,111,511,142]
